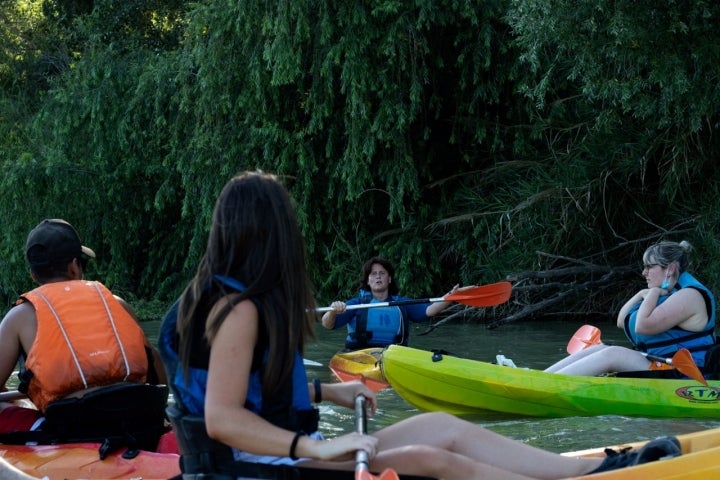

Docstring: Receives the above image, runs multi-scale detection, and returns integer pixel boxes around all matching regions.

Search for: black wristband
[289,431,306,460]
[313,378,322,403]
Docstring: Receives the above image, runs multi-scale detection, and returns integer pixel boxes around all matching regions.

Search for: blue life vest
[623,272,716,367]
[337,290,431,350]
[346,293,405,349]
[158,275,318,432]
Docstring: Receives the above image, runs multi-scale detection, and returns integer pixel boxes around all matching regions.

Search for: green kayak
[381,345,720,418]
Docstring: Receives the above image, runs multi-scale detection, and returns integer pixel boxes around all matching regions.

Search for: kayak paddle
[317,281,512,312]
[566,324,708,386]
[566,324,602,354]
[354,395,399,480]
[0,390,26,402]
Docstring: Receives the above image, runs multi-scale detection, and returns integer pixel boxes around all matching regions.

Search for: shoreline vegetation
[2,2,720,326]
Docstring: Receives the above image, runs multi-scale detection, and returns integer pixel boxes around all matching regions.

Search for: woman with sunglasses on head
[546,240,716,376]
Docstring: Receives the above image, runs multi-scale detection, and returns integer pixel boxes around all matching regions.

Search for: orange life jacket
[19,280,148,412]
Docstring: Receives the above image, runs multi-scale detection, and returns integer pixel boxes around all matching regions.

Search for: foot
[590,436,681,473]
[495,355,517,368]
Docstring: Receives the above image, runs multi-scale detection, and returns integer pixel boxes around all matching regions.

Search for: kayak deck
[329,347,390,391]
[381,345,720,418]
[1,442,180,479]
[569,426,720,479]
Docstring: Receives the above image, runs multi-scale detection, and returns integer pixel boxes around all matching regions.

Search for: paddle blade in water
[446,281,512,307]
[566,324,602,354]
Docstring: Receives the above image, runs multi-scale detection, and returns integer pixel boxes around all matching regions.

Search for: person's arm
[205,298,291,454]
[205,298,376,461]
[0,312,21,393]
[308,379,377,414]
[321,301,346,329]
[635,287,708,334]
[616,290,646,328]
[0,304,35,394]
[425,284,462,317]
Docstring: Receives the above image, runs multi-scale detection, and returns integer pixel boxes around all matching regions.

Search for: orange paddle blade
[566,324,602,354]
[670,348,709,387]
[357,469,401,480]
[645,349,708,386]
[445,281,512,307]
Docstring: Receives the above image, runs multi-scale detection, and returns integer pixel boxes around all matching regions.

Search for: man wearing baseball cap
[0,219,167,448]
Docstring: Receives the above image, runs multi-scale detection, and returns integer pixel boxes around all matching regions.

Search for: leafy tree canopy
[1,0,719,326]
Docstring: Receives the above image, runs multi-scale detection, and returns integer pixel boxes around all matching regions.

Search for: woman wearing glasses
[546,240,716,376]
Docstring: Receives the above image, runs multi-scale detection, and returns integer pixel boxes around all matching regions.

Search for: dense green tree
[1,0,720,327]
[0,0,189,305]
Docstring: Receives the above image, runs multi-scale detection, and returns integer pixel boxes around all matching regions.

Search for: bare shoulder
[207,297,259,352]
[1,302,36,329]
[207,296,258,329]
[0,302,37,351]
[673,286,707,308]
[219,296,257,319]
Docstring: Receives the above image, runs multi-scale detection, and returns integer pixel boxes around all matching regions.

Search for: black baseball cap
[26,219,96,268]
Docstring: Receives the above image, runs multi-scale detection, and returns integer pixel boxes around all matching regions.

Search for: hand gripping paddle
[354,395,399,480]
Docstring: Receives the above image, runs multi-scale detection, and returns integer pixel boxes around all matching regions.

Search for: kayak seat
[166,405,436,480]
[41,382,170,457]
[0,383,170,459]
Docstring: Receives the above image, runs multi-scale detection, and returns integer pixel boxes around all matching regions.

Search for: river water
[134,318,720,454]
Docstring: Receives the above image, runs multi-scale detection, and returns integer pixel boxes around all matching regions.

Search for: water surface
[145,318,720,453]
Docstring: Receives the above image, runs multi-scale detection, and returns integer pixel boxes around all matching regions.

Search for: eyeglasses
[369,271,388,277]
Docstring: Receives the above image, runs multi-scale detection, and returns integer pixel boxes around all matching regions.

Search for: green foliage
[1,0,720,324]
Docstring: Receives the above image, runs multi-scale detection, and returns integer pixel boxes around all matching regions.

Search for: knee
[387,444,455,473]
[415,411,458,425]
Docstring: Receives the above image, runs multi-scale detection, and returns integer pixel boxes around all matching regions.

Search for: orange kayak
[3,426,720,479]
[329,348,390,392]
[1,429,180,480]
[1,442,180,479]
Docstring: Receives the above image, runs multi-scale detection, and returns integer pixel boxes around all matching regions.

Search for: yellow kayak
[568,425,720,479]
[329,347,390,391]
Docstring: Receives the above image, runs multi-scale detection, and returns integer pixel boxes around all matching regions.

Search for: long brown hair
[176,171,316,398]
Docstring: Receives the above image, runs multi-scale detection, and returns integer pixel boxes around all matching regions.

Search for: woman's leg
[303,444,541,480]
[544,344,608,372]
[370,444,541,480]
[371,412,602,479]
[552,346,650,376]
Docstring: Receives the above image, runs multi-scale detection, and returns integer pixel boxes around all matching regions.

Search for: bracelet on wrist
[313,378,322,403]
[289,431,306,460]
